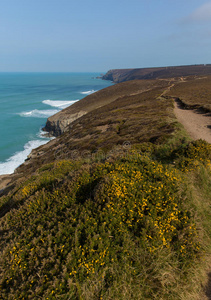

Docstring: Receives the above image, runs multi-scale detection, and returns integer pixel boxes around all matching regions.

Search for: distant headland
[102,64,211,83]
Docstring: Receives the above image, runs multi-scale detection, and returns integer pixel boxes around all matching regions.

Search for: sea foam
[43,99,78,109]
[18,109,59,118]
[0,140,48,175]
[37,128,55,139]
[80,90,97,95]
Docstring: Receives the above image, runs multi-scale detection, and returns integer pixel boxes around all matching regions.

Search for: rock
[43,110,87,136]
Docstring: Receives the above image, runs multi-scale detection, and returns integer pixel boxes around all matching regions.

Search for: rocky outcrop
[44,110,87,136]
[101,69,134,83]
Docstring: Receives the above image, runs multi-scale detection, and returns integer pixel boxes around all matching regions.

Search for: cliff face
[44,110,87,136]
[101,69,134,83]
[102,64,211,83]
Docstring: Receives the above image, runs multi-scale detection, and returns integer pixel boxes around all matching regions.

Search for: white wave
[80,90,97,95]
[43,99,78,109]
[18,109,59,118]
[0,140,48,175]
[37,128,55,140]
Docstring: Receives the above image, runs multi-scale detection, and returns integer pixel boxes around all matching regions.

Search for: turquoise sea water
[0,73,112,175]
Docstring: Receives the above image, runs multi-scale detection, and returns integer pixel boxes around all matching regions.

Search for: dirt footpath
[174,100,211,143]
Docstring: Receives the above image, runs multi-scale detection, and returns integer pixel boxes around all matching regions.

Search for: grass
[0,139,210,299]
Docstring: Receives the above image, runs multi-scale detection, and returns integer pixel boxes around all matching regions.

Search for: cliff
[102,64,211,83]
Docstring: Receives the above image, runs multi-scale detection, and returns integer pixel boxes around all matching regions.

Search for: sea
[0,72,112,175]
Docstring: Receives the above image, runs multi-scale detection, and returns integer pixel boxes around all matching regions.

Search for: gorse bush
[0,141,210,299]
[173,139,211,172]
[95,155,198,256]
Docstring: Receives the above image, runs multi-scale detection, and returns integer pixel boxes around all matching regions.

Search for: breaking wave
[80,90,97,95]
[0,140,49,175]
[42,99,78,109]
[18,109,59,118]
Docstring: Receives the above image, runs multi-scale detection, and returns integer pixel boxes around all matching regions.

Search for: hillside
[43,79,172,136]
[102,64,211,83]
[0,73,211,299]
[9,79,177,179]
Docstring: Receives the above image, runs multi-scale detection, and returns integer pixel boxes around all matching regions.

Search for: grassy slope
[0,77,211,299]
[166,76,211,112]
[16,82,176,176]
[44,79,171,135]
[16,76,211,177]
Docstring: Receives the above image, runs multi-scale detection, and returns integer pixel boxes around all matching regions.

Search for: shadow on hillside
[174,98,211,116]
[174,98,186,110]
[0,199,16,219]
[205,272,211,300]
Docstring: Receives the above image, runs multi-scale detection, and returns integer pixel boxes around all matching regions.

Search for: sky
[0,0,211,72]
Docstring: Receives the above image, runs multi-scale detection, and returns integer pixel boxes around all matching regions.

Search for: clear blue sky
[0,0,211,72]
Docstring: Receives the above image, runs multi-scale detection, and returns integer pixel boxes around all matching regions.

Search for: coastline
[1,67,211,192]
[0,137,50,176]
[0,73,112,180]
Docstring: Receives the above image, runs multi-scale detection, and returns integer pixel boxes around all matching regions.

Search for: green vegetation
[0,139,210,299]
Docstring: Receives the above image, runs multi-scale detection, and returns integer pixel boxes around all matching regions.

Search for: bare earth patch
[0,175,12,190]
[174,100,211,143]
